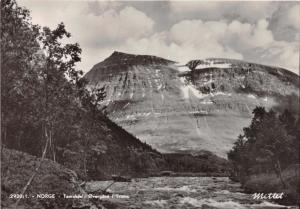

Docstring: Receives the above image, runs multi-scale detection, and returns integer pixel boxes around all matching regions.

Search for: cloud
[84,1,122,16]
[249,41,299,71]
[71,5,155,71]
[18,1,298,74]
[168,1,278,23]
[113,18,298,73]
[28,4,154,46]
[120,32,244,63]
[269,3,300,41]
[18,1,155,70]
[78,17,298,74]
[69,6,154,48]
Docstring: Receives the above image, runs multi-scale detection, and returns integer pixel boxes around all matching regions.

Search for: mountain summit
[85,51,175,83]
[107,51,174,63]
[84,52,299,157]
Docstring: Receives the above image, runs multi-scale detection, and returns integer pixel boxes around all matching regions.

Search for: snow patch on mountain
[195,62,232,70]
[180,77,206,99]
[177,65,191,72]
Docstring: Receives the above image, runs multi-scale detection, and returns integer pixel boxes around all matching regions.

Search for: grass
[242,165,300,205]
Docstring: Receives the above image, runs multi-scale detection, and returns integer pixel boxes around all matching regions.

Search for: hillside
[1,148,99,209]
[56,115,229,179]
[84,52,299,158]
[55,116,163,180]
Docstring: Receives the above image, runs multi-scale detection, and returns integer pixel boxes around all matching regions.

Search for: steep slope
[84,52,299,158]
[56,115,166,180]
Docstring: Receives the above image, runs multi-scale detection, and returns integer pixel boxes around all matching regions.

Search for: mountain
[84,51,299,158]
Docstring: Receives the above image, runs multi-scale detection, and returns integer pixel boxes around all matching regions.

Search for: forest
[228,106,300,205]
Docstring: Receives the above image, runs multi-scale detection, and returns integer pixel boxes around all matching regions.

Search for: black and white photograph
[1,0,299,208]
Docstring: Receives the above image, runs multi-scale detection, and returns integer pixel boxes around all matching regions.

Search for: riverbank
[241,165,300,206]
[1,148,103,209]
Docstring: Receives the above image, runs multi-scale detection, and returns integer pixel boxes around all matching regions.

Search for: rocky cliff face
[84,52,299,157]
[186,58,298,97]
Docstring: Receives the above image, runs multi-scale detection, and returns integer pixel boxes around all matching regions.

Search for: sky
[18,0,299,74]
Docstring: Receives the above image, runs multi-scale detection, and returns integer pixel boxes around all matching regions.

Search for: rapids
[86,177,298,209]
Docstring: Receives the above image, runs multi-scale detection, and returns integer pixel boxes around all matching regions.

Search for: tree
[1,0,40,151]
[77,84,106,177]
[252,111,293,187]
[37,22,82,161]
[228,106,298,188]
[1,1,84,203]
[228,134,249,182]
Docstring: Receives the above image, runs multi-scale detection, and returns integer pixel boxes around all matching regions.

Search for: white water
[86,177,298,209]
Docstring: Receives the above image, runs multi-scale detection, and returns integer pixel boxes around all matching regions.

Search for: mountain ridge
[85,51,175,83]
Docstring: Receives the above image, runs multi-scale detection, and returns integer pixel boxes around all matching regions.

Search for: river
[86,177,298,209]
